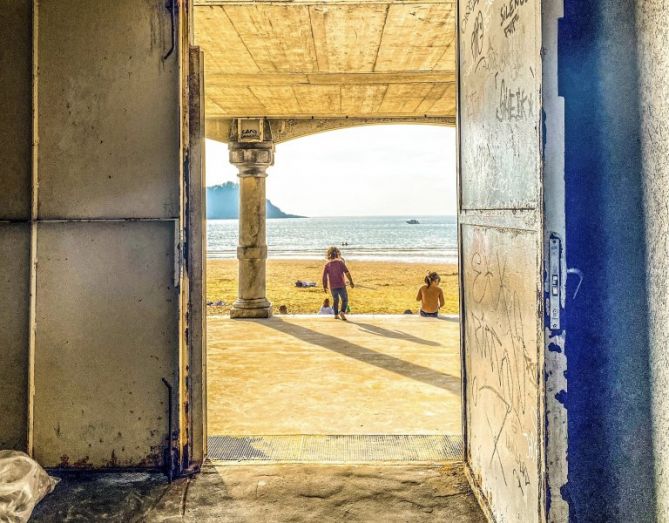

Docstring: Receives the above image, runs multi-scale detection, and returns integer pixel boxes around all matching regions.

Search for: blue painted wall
[559,1,656,520]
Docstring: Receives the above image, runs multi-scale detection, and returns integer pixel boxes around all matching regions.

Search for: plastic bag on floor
[0,450,58,523]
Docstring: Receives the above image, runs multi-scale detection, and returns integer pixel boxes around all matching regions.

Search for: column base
[230,298,273,319]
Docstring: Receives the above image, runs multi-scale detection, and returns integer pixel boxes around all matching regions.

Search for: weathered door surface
[185,46,207,465]
[31,0,191,469]
[458,0,544,520]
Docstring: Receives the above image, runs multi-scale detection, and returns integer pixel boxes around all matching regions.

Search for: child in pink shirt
[322,247,355,320]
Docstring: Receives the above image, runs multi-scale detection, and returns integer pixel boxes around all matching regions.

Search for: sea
[207,215,457,264]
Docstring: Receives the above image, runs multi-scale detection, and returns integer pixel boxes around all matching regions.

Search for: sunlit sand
[207,259,459,316]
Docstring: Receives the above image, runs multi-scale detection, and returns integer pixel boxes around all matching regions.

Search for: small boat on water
[406,219,420,224]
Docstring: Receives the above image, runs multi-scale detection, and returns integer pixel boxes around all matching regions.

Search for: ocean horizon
[207,215,458,264]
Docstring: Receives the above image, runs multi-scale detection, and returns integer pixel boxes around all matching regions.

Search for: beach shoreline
[207,259,459,316]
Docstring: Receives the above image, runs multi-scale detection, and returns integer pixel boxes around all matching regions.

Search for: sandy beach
[207,259,459,315]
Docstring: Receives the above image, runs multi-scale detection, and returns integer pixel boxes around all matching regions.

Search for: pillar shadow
[256,318,461,394]
[352,321,441,346]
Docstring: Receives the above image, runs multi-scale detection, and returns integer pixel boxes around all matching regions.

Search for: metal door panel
[187,46,207,465]
[33,222,179,468]
[36,0,180,220]
[459,0,541,211]
[0,2,32,450]
[462,224,541,522]
[458,0,544,520]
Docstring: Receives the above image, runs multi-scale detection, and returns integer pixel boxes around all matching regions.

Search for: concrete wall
[0,226,30,450]
[635,2,669,521]
[0,1,32,450]
[458,0,544,520]
[558,0,657,520]
[0,1,32,219]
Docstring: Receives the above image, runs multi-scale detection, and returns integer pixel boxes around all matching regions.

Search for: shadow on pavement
[260,318,461,393]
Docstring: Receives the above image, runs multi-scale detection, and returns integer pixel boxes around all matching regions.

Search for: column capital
[228,118,274,177]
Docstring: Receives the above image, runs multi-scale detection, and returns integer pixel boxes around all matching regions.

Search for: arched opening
[205,124,462,454]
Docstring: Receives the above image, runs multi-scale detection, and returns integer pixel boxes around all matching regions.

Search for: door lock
[549,236,561,330]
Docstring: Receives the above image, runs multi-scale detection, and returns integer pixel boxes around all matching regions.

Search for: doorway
[204,125,462,462]
[189,0,555,520]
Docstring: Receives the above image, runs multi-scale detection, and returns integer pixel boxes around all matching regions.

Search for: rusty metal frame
[186,44,207,466]
[535,4,548,521]
[177,0,198,476]
[454,0,467,478]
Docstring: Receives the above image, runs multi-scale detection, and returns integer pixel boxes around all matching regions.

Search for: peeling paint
[559,1,657,519]
[554,390,567,406]
[548,343,562,353]
[542,0,570,518]
[108,450,119,468]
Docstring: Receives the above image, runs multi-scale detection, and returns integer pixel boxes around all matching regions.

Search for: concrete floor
[207,314,462,436]
[32,462,486,522]
[31,315,482,521]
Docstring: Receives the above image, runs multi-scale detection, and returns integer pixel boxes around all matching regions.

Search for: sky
[205,125,456,217]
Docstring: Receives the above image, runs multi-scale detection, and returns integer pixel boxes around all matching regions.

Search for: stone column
[229,119,273,318]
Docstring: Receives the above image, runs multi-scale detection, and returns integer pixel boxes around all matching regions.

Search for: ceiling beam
[204,72,456,86]
[205,110,455,118]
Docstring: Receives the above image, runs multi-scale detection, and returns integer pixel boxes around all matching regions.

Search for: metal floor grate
[207,434,463,463]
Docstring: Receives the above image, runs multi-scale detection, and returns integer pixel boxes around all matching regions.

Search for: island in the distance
[206,182,306,219]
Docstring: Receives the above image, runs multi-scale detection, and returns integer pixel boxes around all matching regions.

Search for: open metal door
[457,0,546,521]
[30,0,194,472]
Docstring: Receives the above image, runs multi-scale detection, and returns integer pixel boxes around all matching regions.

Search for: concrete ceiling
[194,0,456,122]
